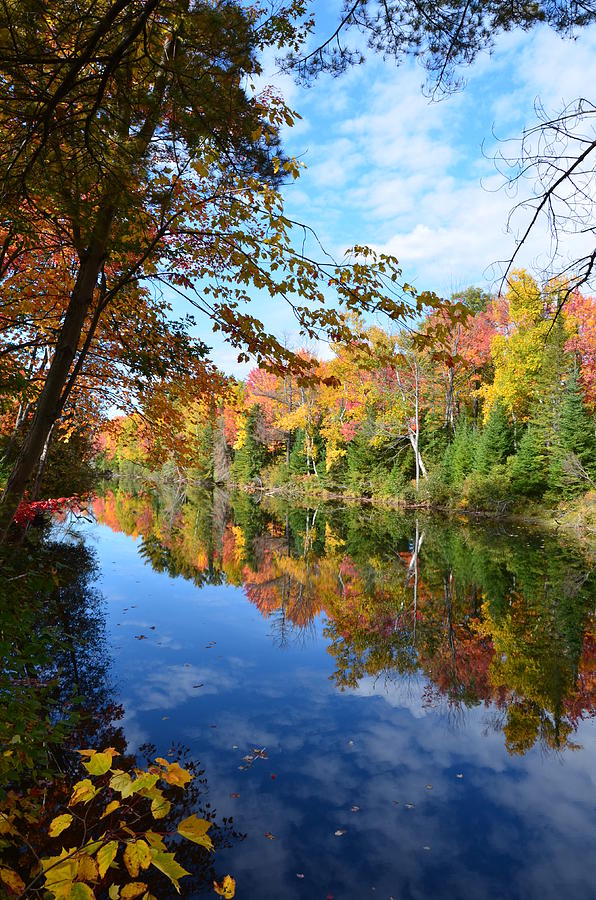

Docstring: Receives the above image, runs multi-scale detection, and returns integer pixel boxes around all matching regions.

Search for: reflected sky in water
[82,491,596,900]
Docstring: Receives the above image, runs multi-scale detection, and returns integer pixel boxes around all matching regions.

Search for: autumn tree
[0,0,441,531]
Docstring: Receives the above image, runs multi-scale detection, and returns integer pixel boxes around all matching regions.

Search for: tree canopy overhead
[289,0,595,93]
[0,0,454,529]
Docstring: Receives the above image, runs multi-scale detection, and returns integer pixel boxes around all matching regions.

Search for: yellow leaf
[109,771,133,798]
[130,773,159,794]
[83,752,113,776]
[70,884,95,900]
[100,800,121,819]
[42,849,78,895]
[121,883,148,899]
[150,793,171,820]
[0,813,15,835]
[213,875,236,898]
[177,815,214,851]
[96,841,119,879]
[145,831,166,851]
[0,866,26,894]
[70,779,97,805]
[155,760,191,788]
[49,813,73,837]
[108,885,120,899]
[123,841,151,877]
[77,855,98,882]
[149,849,190,893]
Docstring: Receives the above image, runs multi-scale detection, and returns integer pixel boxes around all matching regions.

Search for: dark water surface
[74,487,595,899]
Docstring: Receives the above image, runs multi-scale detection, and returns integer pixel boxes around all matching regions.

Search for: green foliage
[475,401,514,474]
[548,370,596,497]
[462,466,512,512]
[451,285,492,314]
[511,426,549,497]
[346,427,396,495]
[231,406,269,484]
[444,417,478,485]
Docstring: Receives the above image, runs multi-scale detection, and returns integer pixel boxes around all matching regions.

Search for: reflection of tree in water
[94,484,596,755]
[1,525,243,894]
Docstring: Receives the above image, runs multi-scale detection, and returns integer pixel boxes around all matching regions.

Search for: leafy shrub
[462,466,512,512]
[0,748,236,899]
[418,470,452,506]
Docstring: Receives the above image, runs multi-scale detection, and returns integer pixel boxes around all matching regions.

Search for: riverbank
[101,464,596,553]
[236,477,596,552]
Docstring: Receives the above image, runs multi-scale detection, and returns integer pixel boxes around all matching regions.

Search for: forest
[101,272,595,522]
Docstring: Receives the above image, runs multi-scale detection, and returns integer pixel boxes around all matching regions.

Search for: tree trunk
[31,423,55,501]
[1,245,107,535]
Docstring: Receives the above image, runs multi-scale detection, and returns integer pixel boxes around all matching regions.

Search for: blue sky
[196,8,596,374]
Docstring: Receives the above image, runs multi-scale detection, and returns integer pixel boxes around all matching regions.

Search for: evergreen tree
[475,401,514,474]
[511,426,549,497]
[232,406,268,483]
[289,428,308,475]
[449,417,478,484]
[548,370,596,496]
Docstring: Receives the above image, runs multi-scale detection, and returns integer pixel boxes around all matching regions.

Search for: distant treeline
[100,272,595,513]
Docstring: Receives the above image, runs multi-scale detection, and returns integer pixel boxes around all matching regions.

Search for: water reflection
[93,484,596,757]
[0,522,242,893]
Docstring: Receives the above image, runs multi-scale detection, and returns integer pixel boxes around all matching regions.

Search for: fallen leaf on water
[230,793,240,799]
[426,784,433,790]
[161,716,169,721]
[213,874,235,898]
[456,773,463,779]
[135,635,146,640]
[150,626,156,630]
[424,846,431,851]
[264,832,276,840]
[296,873,304,879]
[242,755,254,762]
[232,745,239,750]
[405,804,415,809]
[270,774,276,780]
[193,684,203,689]
[334,829,346,836]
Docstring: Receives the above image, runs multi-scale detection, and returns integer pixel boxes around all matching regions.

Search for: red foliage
[13,495,83,527]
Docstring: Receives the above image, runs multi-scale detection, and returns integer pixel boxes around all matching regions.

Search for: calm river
[63,485,596,899]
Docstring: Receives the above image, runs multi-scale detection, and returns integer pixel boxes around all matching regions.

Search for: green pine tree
[449,417,478,485]
[289,428,308,475]
[475,401,514,474]
[511,425,549,497]
[548,370,596,496]
[231,405,268,483]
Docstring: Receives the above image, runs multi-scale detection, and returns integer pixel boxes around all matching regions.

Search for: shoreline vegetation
[95,274,595,554]
[101,466,596,555]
